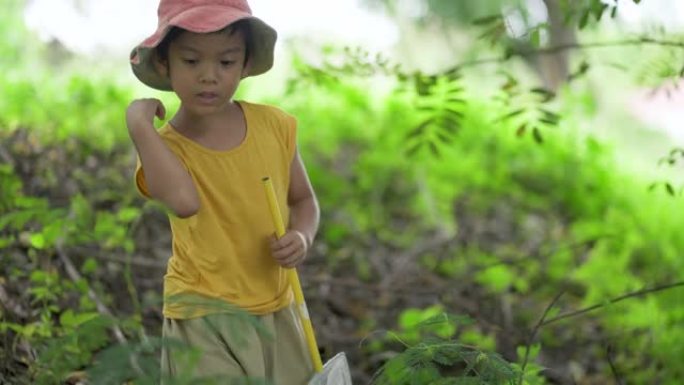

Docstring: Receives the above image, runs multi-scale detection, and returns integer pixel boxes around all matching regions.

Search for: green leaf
[406,119,433,140]
[81,258,98,275]
[436,131,454,145]
[442,116,460,135]
[60,311,100,329]
[475,265,515,293]
[0,237,13,248]
[428,141,440,157]
[594,3,609,21]
[578,9,590,29]
[447,97,466,105]
[472,14,501,26]
[444,108,465,120]
[533,127,544,144]
[30,270,48,283]
[406,142,423,158]
[117,207,140,222]
[516,123,528,137]
[539,109,561,125]
[610,5,618,18]
[496,108,525,122]
[530,87,556,102]
[29,233,46,249]
[399,306,443,331]
[527,343,542,361]
[417,105,437,113]
[666,183,676,196]
[530,28,541,48]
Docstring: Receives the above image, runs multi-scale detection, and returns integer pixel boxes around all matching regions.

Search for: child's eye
[220,60,235,66]
[183,59,198,65]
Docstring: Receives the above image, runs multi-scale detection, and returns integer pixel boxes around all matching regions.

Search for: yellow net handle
[262,177,324,372]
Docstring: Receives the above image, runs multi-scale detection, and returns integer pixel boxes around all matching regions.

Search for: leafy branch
[493,72,561,144]
[372,314,519,385]
[400,71,467,158]
[649,148,684,196]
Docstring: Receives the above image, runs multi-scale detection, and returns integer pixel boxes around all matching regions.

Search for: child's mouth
[197,92,219,103]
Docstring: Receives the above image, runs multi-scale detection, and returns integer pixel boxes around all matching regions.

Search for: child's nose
[199,63,219,83]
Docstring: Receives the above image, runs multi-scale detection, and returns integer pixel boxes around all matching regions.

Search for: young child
[126,0,319,383]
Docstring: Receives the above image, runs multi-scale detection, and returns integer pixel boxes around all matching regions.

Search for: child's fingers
[269,234,288,251]
[155,100,166,120]
[272,241,299,261]
[270,232,298,249]
[270,231,307,267]
[278,248,304,268]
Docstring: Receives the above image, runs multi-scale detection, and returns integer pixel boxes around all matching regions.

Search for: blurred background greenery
[1,0,684,384]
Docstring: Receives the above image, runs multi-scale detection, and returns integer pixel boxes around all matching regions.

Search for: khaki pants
[161,304,313,385]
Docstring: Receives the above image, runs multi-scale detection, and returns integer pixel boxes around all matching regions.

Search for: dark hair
[156,19,253,66]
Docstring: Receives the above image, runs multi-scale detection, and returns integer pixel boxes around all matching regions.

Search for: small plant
[372,310,519,385]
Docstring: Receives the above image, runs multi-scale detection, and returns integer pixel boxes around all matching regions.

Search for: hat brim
[130,5,277,91]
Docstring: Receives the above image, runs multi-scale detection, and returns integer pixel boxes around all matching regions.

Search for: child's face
[163,29,248,116]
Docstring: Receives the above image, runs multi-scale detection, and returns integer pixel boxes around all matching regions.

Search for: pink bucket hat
[130,0,277,91]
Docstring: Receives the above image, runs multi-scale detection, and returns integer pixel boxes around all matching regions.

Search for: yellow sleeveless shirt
[135,101,296,318]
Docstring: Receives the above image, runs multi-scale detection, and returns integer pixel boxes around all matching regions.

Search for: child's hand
[126,98,166,133]
[269,230,308,268]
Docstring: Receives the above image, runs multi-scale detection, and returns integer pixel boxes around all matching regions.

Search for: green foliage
[493,73,560,144]
[396,306,460,344]
[513,344,546,385]
[559,0,645,29]
[633,37,684,88]
[0,99,146,383]
[377,343,517,385]
[282,52,684,384]
[373,312,518,385]
[0,266,112,384]
[33,314,112,384]
[400,71,467,157]
[0,75,133,151]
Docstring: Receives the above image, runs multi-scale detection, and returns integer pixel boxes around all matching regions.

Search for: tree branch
[452,37,684,71]
[541,281,684,327]
[518,290,565,385]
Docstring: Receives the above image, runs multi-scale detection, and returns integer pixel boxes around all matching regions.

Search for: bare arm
[270,148,319,268]
[127,98,200,218]
[287,149,320,247]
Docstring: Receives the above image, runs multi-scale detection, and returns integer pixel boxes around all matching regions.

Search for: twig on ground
[379,232,454,289]
[0,283,29,318]
[55,241,127,344]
